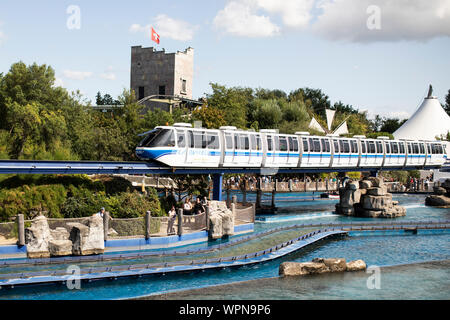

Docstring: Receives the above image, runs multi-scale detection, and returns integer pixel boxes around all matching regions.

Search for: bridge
[0,160,448,201]
[0,220,448,288]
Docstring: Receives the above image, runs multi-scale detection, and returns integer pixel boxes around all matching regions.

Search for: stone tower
[130,46,194,111]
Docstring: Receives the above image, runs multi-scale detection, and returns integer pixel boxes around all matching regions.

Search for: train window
[256,136,262,150]
[399,143,405,154]
[280,137,288,152]
[427,144,431,154]
[413,143,419,154]
[244,135,250,150]
[391,142,398,154]
[225,134,233,149]
[234,134,240,150]
[267,136,273,151]
[376,141,383,154]
[275,136,280,151]
[207,134,219,149]
[288,137,294,152]
[187,130,194,148]
[309,138,314,152]
[250,135,257,151]
[385,143,391,154]
[339,140,344,153]
[438,144,444,154]
[303,138,309,152]
[333,140,340,153]
[313,138,321,152]
[407,143,412,154]
[139,129,175,148]
[292,138,299,152]
[321,139,327,153]
[368,141,376,154]
[193,132,203,149]
[176,130,186,148]
[343,140,350,153]
[361,141,366,154]
[350,140,355,153]
[419,143,425,154]
[202,134,207,149]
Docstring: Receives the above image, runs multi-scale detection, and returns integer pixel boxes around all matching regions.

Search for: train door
[375,141,384,167]
[310,137,321,167]
[383,141,391,166]
[266,134,275,166]
[175,129,188,166]
[360,140,368,167]
[419,142,426,166]
[278,135,289,167]
[240,133,251,165]
[300,137,309,167]
[223,132,234,165]
[332,139,340,166]
[320,138,330,167]
[349,139,359,167]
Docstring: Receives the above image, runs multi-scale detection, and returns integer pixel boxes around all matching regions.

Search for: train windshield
[138,128,175,148]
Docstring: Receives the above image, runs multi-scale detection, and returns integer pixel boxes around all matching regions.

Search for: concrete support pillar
[251,203,256,223]
[145,211,151,240]
[17,214,25,247]
[177,208,184,236]
[256,189,262,209]
[231,203,236,219]
[226,188,231,208]
[271,189,276,208]
[103,212,110,241]
[205,206,210,231]
[242,189,247,205]
[288,179,293,192]
[232,195,237,205]
[212,174,223,201]
[316,179,319,191]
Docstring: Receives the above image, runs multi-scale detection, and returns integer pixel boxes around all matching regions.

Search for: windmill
[308,108,350,135]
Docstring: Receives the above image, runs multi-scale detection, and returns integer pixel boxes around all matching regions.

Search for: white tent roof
[393,95,450,141]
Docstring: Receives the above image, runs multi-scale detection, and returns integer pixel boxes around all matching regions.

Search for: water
[0,192,449,300]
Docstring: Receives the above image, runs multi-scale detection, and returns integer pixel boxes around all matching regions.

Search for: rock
[107,228,119,236]
[312,258,347,272]
[367,177,384,187]
[347,182,359,190]
[48,240,73,257]
[366,186,387,196]
[279,262,329,276]
[361,194,393,210]
[335,204,355,216]
[425,195,450,208]
[208,201,235,239]
[50,227,70,241]
[25,215,52,259]
[346,260,367,271]
[433,187,447,196]
[69,215,104,255]
[359,180,372,189]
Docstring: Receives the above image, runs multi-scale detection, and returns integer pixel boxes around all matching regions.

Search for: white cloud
[100,72,116,81]
[213,1,281,37]
[130,14,198,41]
[53,77,64,87]
[213,0,450,42]
[62,70,93,80]
[313,0,450,43]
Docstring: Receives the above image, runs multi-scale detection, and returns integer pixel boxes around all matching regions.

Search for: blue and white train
[135,123,448,169]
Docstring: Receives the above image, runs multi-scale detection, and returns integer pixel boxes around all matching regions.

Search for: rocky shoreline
[279,258,366,276]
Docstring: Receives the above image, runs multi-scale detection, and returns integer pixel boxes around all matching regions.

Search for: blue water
[0,192,449,300]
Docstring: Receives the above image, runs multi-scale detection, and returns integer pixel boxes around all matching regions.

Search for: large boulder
[425,195,450,208]
[208,201,235,240]
[48,240,73,257]
[361,194,393,210]
[312,258,347,272]
[50,227,70,241]
[279,262,329,276]
[346,260,367,271]
[69,215,104,255]
[25,215,52,259]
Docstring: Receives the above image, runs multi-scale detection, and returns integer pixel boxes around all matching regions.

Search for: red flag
[151,27,160,44]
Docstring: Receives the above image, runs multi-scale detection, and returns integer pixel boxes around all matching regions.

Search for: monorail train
[135,123,448,170]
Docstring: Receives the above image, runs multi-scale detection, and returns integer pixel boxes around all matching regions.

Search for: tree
[380,118,406,134]
[96,91,121,105]
[206,83,252,129]
[192,105,226,129]
[253,99,282,129]
[444,89,450,116]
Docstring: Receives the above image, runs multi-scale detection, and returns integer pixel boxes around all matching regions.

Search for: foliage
[191,105,226,129]
[444,89,450,116]
[0,175,162,221]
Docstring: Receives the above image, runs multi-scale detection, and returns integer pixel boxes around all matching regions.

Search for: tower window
[159,85,165,95]
[181,79,187,93]
[138,86,145,100]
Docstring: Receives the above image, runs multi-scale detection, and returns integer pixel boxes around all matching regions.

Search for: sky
[0,0,449,120]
